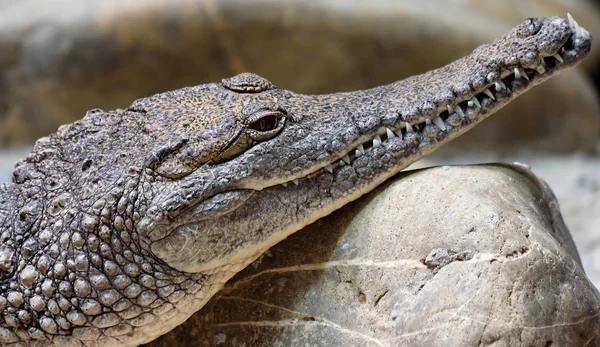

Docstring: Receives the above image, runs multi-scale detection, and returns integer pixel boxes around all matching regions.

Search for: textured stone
[148,165,600,346]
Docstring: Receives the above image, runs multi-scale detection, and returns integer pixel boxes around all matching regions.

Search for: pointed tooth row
[342,154,351,164]
[373,135,382,148]
[515,68,530,81]
[282,56,573,187]
[454,105,465,118]
[386,128,396,140]
[468,96,481,109]
[568,13,575,30]
[513,68,521,80]
[357,144,365,155]
[536,65,545,74]
[315,119,445,178]
[494,81,506,92]
[553,54,564,64]
[568,13,582,39]
[432,116,446,131]
[313,52,576,183]
[394,128,403,140]
[483,88,495,100]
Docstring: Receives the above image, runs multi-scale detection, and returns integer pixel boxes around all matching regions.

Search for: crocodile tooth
[513,68,521,79]
[553,54,564,63]
[494,81,505,92]
[342,154,351,164]
[405,123,414,133]
[386,128,396,139]
[357,144,365,154]
[373,135,382,148]
[355,149,362,157]
[292,179,299,185]
[432,116,446,131]
[282,182,288,187]
[469,96,481,108]
[454,105,465,118]
[536,64,546,74]
[393,129,403,139]
[483,88,495,100]
[325,164,333,173]
[425,119,432,126]
[514,68,530,81]
[567,13,575,30]
[575,20,582,39]
[561,47,565,54]
[447,105,454,114]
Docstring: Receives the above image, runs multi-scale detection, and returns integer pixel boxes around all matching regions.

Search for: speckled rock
[147,164,600,346]
[0,0,599,151]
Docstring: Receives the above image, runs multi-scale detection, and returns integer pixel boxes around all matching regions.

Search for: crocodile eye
[249,115,279,132]
[246,110,286,141]
[211,110,286,164]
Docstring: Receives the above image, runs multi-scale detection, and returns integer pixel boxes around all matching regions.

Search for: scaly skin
[0,16,591,346]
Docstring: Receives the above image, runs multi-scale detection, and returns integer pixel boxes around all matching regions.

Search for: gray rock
[147,164,600,346]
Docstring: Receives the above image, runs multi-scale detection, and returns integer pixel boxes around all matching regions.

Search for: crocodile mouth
[277,18,590,188]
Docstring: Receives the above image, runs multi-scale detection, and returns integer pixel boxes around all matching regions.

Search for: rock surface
[146,164,600,346]
[1,0,599,151]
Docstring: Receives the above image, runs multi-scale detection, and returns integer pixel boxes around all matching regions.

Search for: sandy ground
[1,148,599,290]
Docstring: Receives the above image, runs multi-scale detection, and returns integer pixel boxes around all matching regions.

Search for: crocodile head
[139,16,591,273]
[0,15,591,346]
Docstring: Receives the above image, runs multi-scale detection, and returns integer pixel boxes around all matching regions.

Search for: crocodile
[0,15,591,346]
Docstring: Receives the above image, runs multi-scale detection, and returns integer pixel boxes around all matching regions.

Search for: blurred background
[0,0,599,286]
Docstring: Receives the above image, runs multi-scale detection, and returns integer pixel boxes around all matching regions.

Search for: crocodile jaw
[152,16,592,274]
